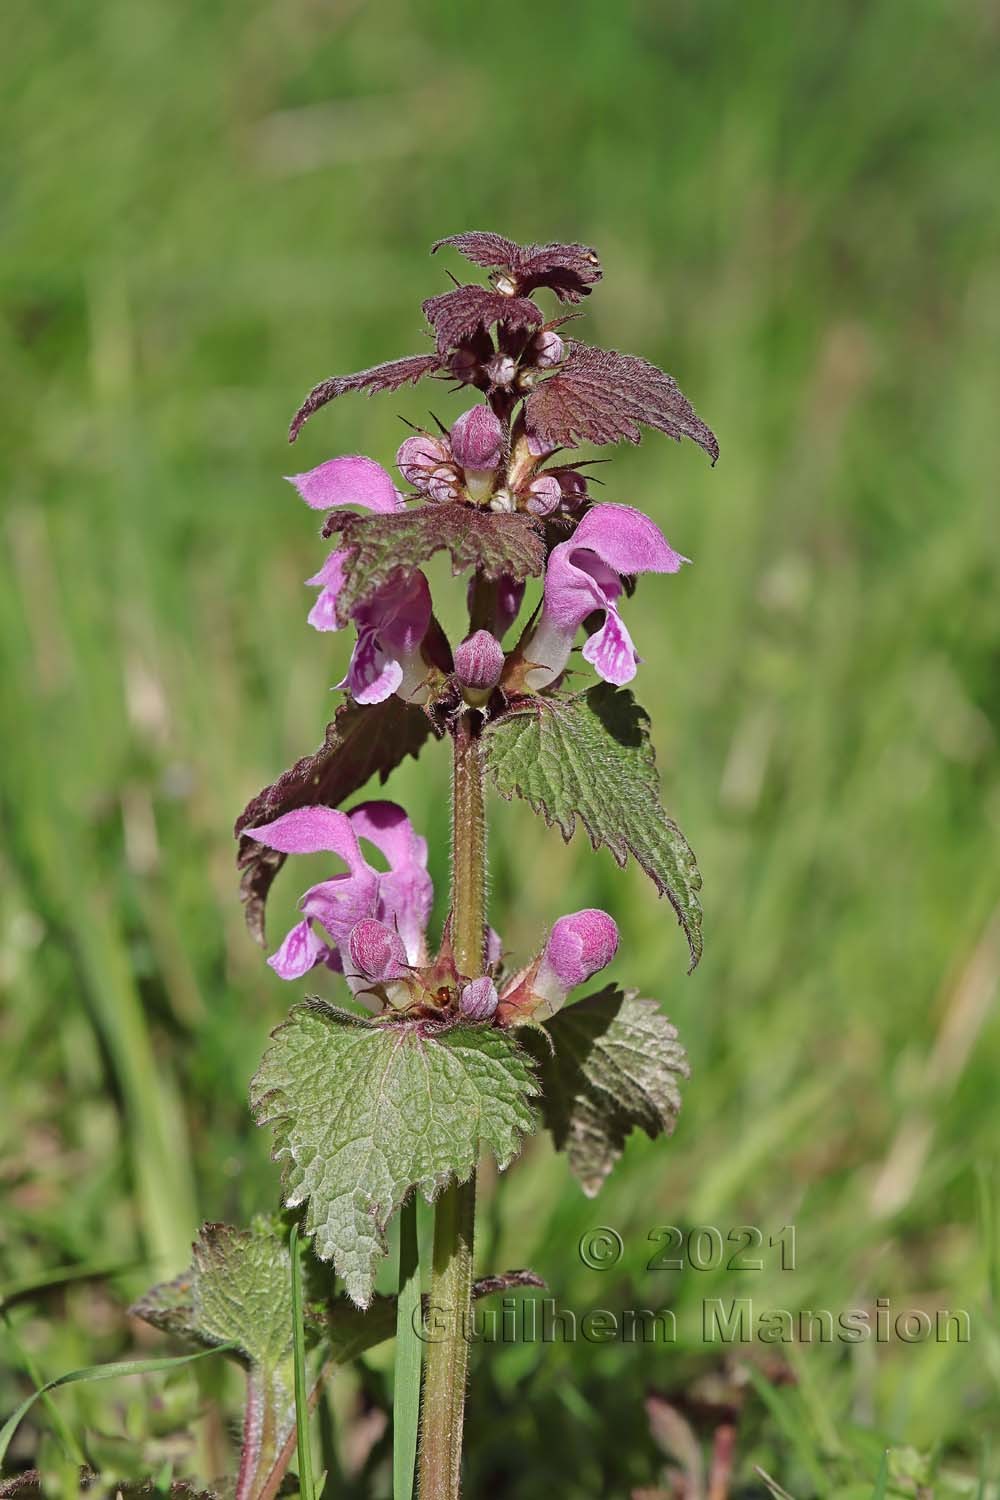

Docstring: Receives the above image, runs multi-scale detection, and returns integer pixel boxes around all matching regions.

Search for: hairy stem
[418,709,486,1499]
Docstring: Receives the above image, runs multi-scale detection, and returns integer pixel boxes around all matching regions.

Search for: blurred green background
[2,0,999,1494]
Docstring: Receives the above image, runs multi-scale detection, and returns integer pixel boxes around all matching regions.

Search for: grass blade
[871,1449,888,1500]
[1,1259,140,1313]
[2,1312,87,1470]
[289,1222,316,1500]
[0,1343,235,1465]
[393,1195,422,1500]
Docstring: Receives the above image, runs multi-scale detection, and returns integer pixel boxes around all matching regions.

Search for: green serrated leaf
[235,695,434,947]
[134,1219,308,1500]
[321,504,545,624]
[133,1217,306,1369]
[524,987,689,1196]
[251,1002,538,1307]
[484,683,703,969]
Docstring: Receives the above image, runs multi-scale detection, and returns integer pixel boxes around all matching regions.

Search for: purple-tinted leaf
[432,233,603,303]
[514,242,604,303]
[235,698,434,945]
[525,342,719,461]
[288,354,442,442]
[431,231,521,269]
[320,503,546,624]
[422,285,542,355]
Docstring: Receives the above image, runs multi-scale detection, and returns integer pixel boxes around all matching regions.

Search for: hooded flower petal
[286,455,402,513]
[523,503,688,689]
[247,803,375,957]
[348,801,433,963]
[246,806,369,865]
[248,801,434,983]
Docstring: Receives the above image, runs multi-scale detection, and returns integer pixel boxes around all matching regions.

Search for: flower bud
[485,354,516,388]
[489,487,514,513]
[540,909,618,992]
[525,475,561,516]
[557,470,588,505]
[532,330,565,369]
[454,630,504,700]
[496,908,619,1025]
[397,434,451,489]
[450,405,504,471]
[347,918,409,984]
[526,432,556,459]
[427,466,461,503]
[493,272,518,297]
[459,976,499,1022]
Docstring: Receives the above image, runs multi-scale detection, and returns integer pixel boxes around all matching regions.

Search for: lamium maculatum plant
[133,231,717,1500]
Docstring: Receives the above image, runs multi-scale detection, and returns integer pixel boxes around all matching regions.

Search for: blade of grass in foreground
[2,1312,87,1470]
[289,1223,316,1500]
[0,1344,236,1465]
[393,1196,422,1500]
[871,1450,888,1500]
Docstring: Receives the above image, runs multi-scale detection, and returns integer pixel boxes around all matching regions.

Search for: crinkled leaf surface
[484,684,703,969]
[134,1219,307,1500]
[133,1218,304,1368]
[422,284,542,353]
[525,341,719,460]
[251,1002,538,1307]
[235,696,434,946]
[321,503,545,624]
[431,233,603,302]
[133,1218,396,1500]
[288,353,443,441]
[524,987,689,1195]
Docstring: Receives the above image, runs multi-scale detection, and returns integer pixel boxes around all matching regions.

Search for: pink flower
[337,570,433,705]
[292,453,406,638]
[246,801,432,982]
[286,455,403,514]
[497,908,619,1023]
[523,503,688,689]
